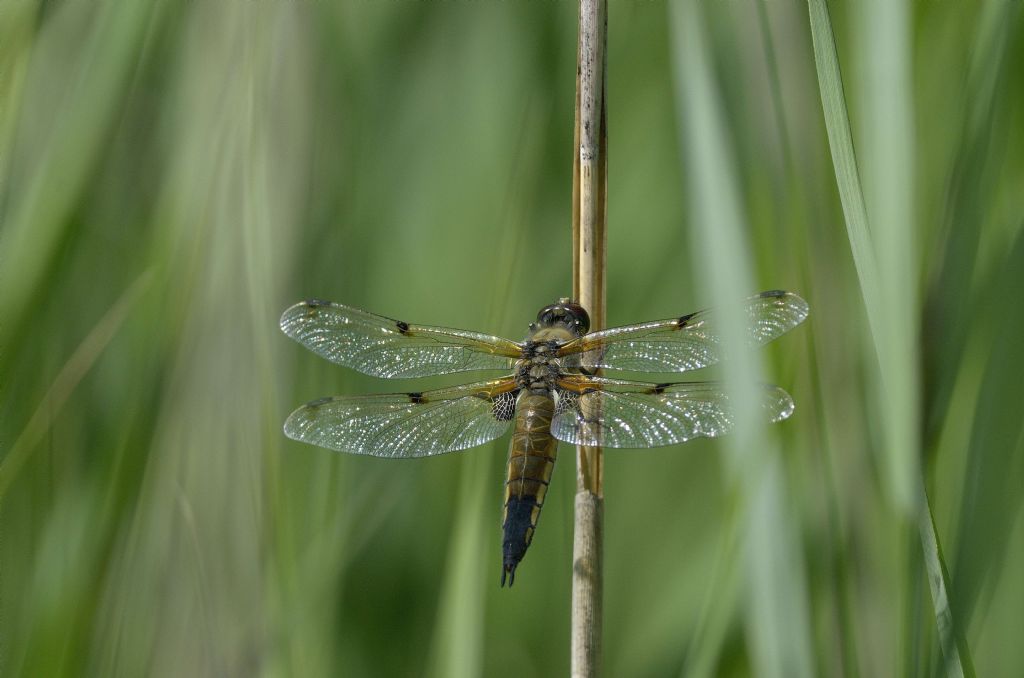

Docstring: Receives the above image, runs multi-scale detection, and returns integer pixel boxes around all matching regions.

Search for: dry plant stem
[571,0,607,675]
[573,0,606,501]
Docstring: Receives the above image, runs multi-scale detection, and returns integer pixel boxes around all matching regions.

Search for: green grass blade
[679,495,741,678]
[946,229,1024,675]
[806,1,976,675]
[806,0,918,510]
[856,0,919,512]
[0,272,152,499]
[0,1,160,355]
[671,3,815,676]
[919,493,974,678]
[804,0,881,337]
[426,451,490,678]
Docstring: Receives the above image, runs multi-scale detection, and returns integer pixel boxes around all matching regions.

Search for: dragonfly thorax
[515,342,565,393]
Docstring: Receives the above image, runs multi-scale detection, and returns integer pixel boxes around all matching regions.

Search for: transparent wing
[284,378,520,457]
[556,290,808,373]
[281,300,522,378]
[551,376,794,448]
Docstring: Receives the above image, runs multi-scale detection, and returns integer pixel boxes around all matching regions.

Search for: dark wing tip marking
[756,290,810,326]
[408,391,426,404]
[280,300,326,332]
[648,382,671,394]
[758,289,809,313]
[773,291,810,321]
[396,320,411,334]
[676,311,697,328]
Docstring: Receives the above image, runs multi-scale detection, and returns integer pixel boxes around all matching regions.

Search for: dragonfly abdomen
[502,392,558,586]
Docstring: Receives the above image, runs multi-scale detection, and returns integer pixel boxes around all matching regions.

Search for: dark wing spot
[759,290,786,299]
[396,320,411,334]
[408,392,426,404]
[676,311,696,328]
[648,383,671,395]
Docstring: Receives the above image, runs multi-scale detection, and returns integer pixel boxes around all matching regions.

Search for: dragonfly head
[530,298,590,337]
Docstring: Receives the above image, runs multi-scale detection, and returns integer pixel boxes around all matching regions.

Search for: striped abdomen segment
[502,392,557,586]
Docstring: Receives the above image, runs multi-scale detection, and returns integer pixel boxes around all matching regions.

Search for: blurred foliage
[1,1,1022,676]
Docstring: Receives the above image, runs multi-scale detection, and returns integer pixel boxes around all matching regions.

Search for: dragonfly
[280,290,808,586]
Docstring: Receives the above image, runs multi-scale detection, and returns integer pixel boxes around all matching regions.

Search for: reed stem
[570,0,607,674]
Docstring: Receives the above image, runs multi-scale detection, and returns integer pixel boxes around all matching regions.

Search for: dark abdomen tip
[501,495,539,587]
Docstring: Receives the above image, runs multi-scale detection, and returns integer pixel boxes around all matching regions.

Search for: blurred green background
[1,0,1022,676]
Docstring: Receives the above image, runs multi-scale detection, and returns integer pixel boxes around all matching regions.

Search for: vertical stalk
[571,0,607,674]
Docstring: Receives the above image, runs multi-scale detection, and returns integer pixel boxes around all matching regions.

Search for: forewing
[281,300,522,378]
[284,379,519,457]
[552,376,794,448]
[556,290,808,373]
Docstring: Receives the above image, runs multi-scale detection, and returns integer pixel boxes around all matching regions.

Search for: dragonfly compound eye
[536,300,590,335]
[557,301,590,335]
